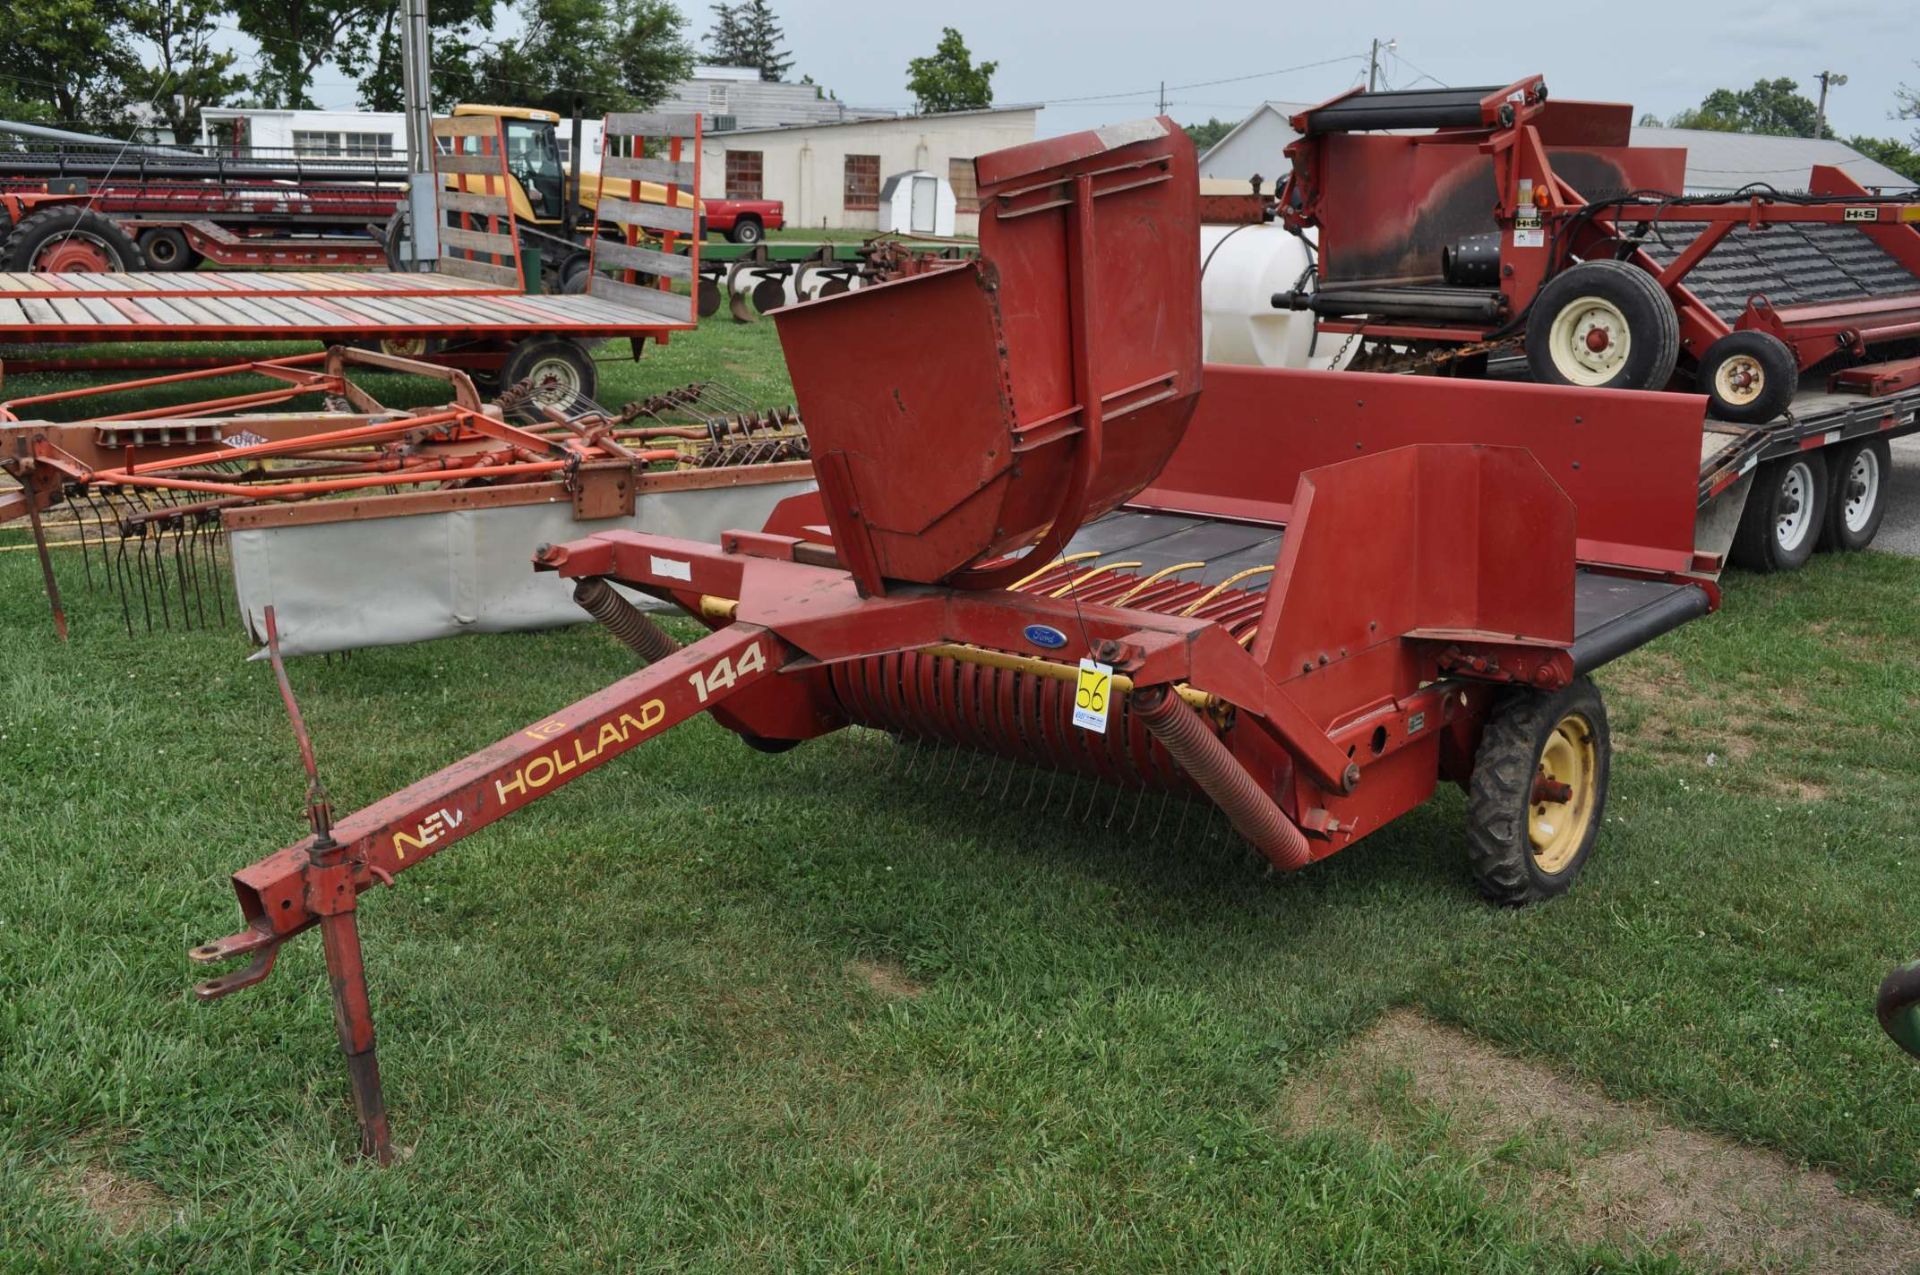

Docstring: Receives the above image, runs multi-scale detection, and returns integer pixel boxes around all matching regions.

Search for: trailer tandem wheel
[1524,260,1679,392]
[137,226,201,272]
[1466,678,1611,905]
[1730,452,1828,572]
[1819,436,1891,553]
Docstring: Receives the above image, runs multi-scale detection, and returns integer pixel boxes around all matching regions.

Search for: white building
[1196,101,1313,188]
[1628,126,1911,193]
[702,105,1041,235]
[656,65,894,133]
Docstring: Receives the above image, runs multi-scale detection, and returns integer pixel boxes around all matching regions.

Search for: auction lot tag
[1073,658,1113,733]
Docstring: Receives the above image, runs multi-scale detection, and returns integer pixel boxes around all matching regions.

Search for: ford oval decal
[1023,624,1068,650]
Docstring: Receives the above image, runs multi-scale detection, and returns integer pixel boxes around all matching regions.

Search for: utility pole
[1157,81,1166,114]
[1815,69,1847,139]
[1368,37,1397,93]
[399,0,439,266]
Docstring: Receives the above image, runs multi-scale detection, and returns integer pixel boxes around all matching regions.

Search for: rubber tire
[1729,451,1828,573]
[1818,437,1891,553]
[137,226,200,272]
[1524,260,1679,392]
[558,252,592,294]
[382,207,415,272]
[728,217,764,245]
[1698,331,1797,424]
[1466,678,1611,906]
[498,338,598,410]
[3,205,146,272]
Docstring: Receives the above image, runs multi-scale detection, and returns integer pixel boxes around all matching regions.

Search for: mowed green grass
[2,324,1919,1271]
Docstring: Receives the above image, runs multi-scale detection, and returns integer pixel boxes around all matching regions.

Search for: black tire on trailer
[1819,436,1891,553]
[1729,451,1828,573]
[558,252,592,295]
[1466,677,1611,906]
[137,226,201,272]
[382,207,414,272]
[498,338,597,414]
[1698,330,1798,424]
[1524,260,1679,392]
[728,216,764,245]
[2,205,146,272]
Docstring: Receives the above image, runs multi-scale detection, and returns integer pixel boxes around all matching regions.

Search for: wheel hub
[1842,450,1880,534]
[1713,354,1765,406]
[1775,462,1813,550]
[34,237,113,272]
[1529,712,1596,874]
[1549,296,1631,385]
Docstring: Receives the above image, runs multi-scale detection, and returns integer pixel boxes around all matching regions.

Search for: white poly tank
[1199,221,1350,370]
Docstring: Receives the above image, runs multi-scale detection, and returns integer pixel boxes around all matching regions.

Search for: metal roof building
[1627,126,1913,193]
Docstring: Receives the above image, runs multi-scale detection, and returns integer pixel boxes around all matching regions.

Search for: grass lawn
[2,322,1918,1271]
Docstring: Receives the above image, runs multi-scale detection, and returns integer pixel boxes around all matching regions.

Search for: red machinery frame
[189,119,1717,1161]
[1281,77,1920,371]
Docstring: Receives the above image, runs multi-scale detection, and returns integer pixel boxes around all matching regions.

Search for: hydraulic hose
[1132,684,1312,872]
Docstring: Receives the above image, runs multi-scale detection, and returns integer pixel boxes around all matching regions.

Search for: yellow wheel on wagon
[1466,677,1611,905]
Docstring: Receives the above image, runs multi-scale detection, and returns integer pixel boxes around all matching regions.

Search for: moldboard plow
[190,118,1719,1161]
[1,349,807,645]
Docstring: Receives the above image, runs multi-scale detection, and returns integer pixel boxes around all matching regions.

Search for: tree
[706,2,789,82]
[339,0,496,112]
[732,1,790,83]
[1847,135,1920,185]
[615,0,696,107]
[1183,117,1234,152]
[0,0,138,135]
[1667,78,1825,138]
[229,0,383,109]
[705,2,746,64]
[123,0,247,144]
[446,0,692,118]
[906,27,995,115]
[1898,66,1919,145]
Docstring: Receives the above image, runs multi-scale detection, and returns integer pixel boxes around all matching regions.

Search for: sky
[280,0,1918,145]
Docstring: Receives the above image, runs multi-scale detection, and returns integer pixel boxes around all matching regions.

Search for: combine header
[190,119,1718,1161]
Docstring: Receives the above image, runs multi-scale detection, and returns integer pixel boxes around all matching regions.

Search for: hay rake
[2,348,806,638]
[191,118,1718,1163]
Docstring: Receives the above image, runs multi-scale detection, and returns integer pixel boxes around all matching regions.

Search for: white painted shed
[878,170,956,236]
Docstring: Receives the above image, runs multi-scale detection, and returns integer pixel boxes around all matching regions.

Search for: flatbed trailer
[0,112,702,395]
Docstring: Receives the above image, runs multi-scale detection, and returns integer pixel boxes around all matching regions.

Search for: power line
[1041,53,1367,106]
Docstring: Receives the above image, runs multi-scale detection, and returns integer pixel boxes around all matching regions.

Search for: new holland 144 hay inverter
[191,119,1719,1161]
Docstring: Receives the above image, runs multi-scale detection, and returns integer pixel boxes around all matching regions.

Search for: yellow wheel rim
[1712,353,1765,406]
[1529,711,1597,874]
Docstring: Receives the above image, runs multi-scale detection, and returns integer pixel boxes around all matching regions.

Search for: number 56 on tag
[1073,658,1113,733]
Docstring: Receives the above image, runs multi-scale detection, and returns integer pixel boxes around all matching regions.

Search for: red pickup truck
[702,197,783,244]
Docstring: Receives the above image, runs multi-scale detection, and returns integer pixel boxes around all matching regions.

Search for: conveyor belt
[1638,221,1920,323]
[1063,509,1704,673]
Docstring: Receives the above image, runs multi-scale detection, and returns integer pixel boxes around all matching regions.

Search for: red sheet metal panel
[1136,366,1705,574]
[772,117,1200,591]
[1253,444,1576,682]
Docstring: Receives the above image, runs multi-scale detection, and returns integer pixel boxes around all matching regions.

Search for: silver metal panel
[231,479,816,656]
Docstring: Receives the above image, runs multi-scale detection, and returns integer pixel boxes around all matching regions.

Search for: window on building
[293,130,394,158]
[708,84,729,111]
[843,153,880,211]
[948,157,979,214]
[725,150,763,200]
